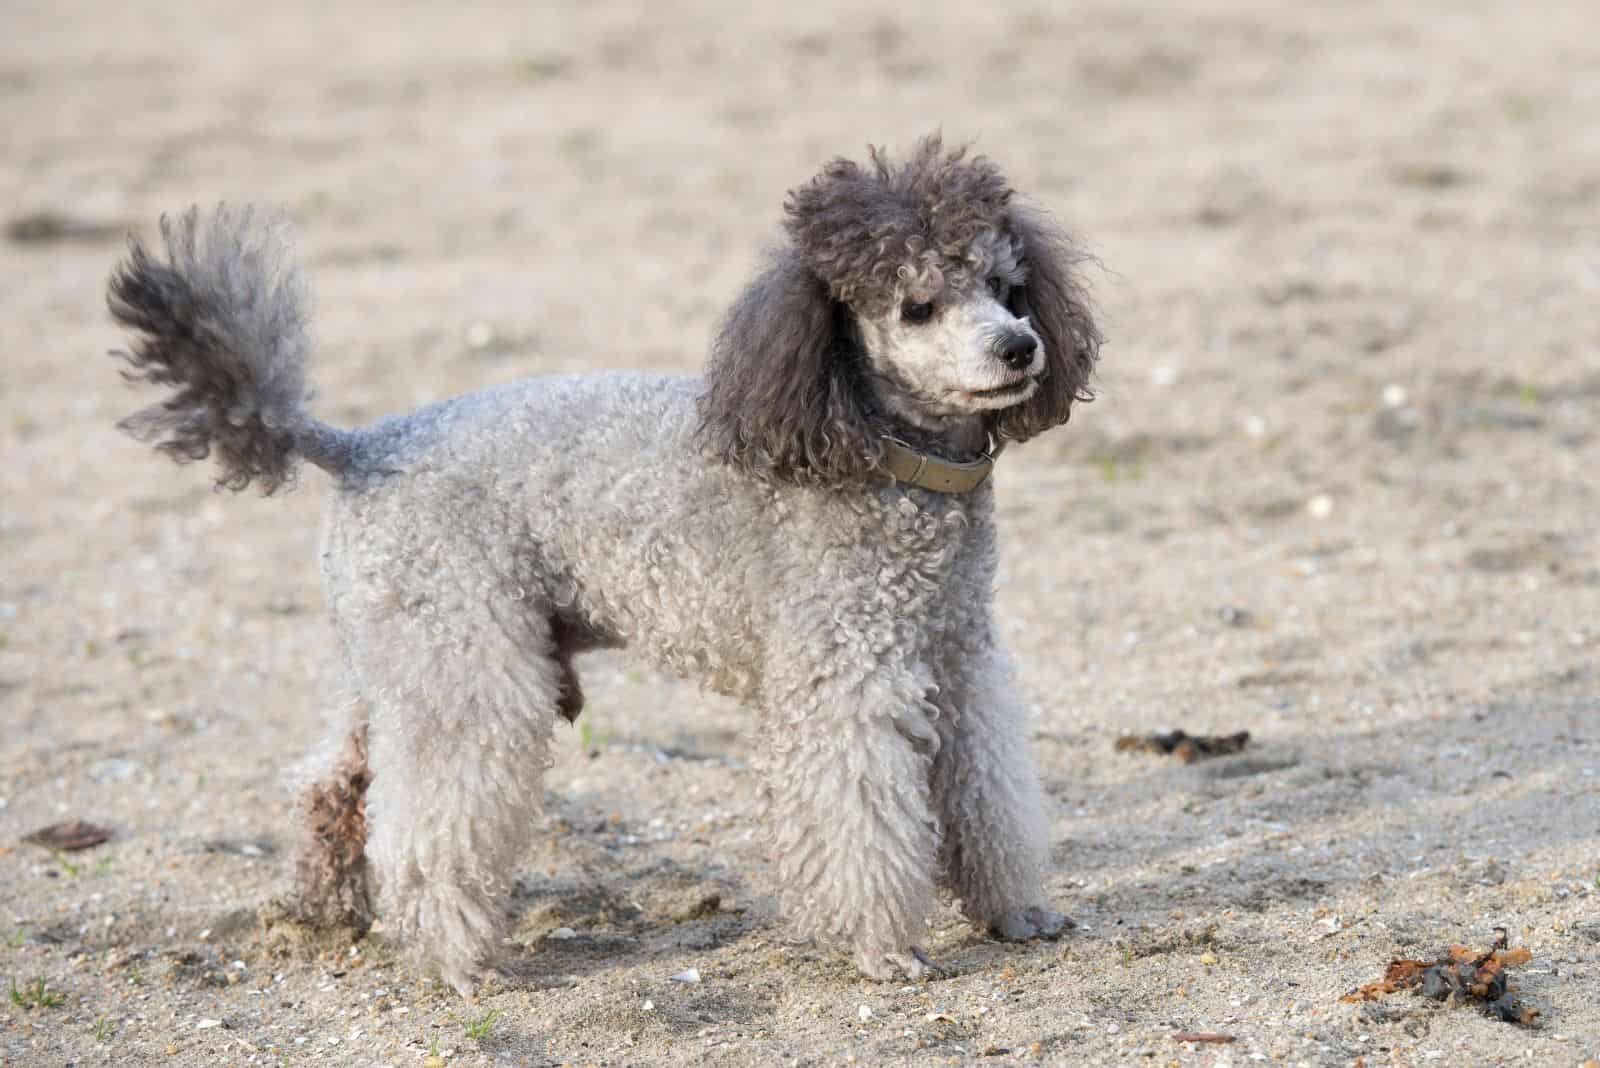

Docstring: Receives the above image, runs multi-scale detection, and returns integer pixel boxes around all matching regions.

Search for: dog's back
[316,371,773,704]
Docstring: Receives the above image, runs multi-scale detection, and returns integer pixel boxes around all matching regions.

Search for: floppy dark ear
[697,247,878,484]
[993,205,1102,443]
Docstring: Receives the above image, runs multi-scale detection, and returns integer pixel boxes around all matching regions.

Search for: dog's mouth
[964,377,1039,405]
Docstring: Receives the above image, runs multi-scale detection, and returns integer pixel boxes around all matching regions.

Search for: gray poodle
[105,135,1102,996]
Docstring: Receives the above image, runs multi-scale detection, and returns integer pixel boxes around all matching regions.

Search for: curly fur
[698,252,881,484]
[700,136,1101,482]
[106,136,1100,996]
[107,206,353,493]
[993,204,1101,443]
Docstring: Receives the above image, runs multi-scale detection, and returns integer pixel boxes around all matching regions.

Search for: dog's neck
[862,384,992,463]
[879,412,991,464]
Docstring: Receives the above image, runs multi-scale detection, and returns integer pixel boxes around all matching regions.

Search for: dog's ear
[992,205,1101,443]
[697,247,878,484]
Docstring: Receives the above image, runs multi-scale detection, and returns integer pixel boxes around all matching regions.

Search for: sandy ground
[3,1,1599,1065]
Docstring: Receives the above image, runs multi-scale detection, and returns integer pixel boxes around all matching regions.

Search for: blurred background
[6,0,1594,726]
[1,1,1597,1063]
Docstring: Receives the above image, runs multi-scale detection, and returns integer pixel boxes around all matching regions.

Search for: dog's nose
[995,333,1038,370]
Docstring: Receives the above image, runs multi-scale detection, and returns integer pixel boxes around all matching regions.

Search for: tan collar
[880,435,1006,494]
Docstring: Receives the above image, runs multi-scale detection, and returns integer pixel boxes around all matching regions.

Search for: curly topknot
[784,135,1017,316]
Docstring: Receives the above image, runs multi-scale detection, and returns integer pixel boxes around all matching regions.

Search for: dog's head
[699,135,1101,485]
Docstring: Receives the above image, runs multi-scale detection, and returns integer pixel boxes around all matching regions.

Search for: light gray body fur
[323,375,1047,990]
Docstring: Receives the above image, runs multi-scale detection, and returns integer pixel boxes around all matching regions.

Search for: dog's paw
[858,945,942,982]
[989,906,1074,942]
[440,961,508,999]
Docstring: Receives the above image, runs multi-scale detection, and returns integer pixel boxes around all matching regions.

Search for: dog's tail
[107,205,356,494]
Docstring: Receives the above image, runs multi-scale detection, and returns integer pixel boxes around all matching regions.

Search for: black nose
[995,332,1038,370]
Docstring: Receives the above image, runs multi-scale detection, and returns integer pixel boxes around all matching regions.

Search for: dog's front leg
[931,645,1071,941]
[758,651,943,980]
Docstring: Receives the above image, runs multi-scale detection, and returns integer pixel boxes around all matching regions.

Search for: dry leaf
[22,820,111,852]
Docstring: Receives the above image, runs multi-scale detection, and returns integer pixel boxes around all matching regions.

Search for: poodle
[104,135,1102,996]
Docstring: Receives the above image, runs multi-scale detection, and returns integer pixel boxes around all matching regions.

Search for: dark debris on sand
[1114,729,1251,763]
[1340,928,1541,1026]
[21,820,112,852]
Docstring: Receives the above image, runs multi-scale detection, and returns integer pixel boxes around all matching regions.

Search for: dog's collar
[879,435,1006,494]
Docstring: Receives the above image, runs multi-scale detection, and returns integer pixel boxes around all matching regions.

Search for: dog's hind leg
[350,566,564,996]
[291,702,374,930]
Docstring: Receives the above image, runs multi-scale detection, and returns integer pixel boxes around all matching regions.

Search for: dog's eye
[902,301,935,324]
[987,277,1008,299]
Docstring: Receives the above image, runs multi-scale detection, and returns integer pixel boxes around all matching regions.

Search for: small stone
[465,322,495,350]
[547,927,577,940]
[1382,383,1408,408]
[196,1019,222,1030]
[1306,495,1334,519]
[670,968,700,983]
[89,757,142,783]
[1217,606,1251,627]
[858,1004,873,1021]
[1200,952,1220,965]
[641,999,655,1012]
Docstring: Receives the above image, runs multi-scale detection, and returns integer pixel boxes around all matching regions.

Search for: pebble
[548,927,577,940]
[89,757,140,783]
[670,968,701,984]
[858,1004,873,1021]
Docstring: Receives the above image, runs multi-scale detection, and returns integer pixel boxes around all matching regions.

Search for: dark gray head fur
[699,135,1101,484]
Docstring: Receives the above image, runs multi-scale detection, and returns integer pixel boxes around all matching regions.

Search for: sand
[2,1,1597,1064]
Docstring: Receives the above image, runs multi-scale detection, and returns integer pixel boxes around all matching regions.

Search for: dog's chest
[805,483,998,623]
[874,486,985,577]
